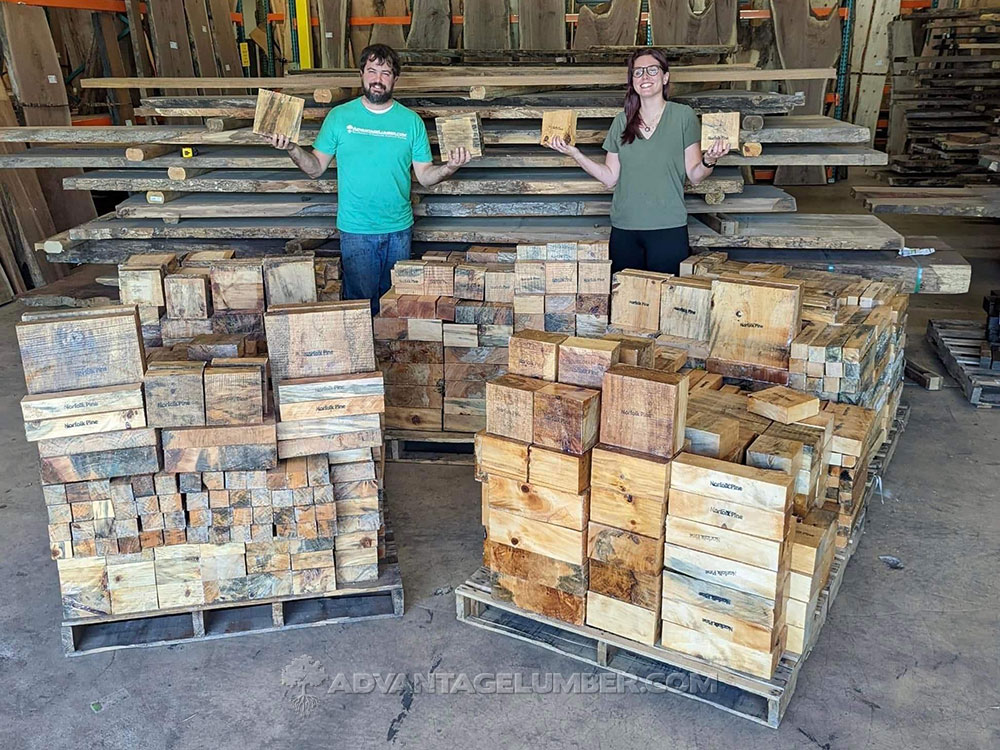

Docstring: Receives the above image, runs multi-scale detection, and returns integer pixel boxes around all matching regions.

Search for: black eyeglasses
[632,66,664,79]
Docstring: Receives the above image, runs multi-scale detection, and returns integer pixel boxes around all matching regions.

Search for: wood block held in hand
[435,112,483,158]
[540,110,578,147]
[253,89,304,142]
[700,111,739,151]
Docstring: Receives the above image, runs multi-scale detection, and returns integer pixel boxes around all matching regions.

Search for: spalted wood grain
[210,261,265,312]
[41,445,160,484]
[253,90,304,142]
[532,382,600,455]
[589,558,661,611]
[263,257,317,306]
[486,540,587,596]
[701,111,740,151]
[485,373,548,443]
[557,337,620,389]
[144,364,206,428]
[587,521,663,575]
[17,311,145,395]
[599,364,688,459]
[165,273,212,319]
[204,366,263,425]
[20,383,144,421]
[435,113,483,158]
[491,570,585,626]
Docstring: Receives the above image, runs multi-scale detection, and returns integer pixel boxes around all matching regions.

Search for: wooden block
[22,388,146,442]
[599,364,687,459]
[475,431,529,481]
[544,262,578,295]
[488,507,586,565]
[487,475,589,531]
[275,413,381,441]
[746,434,804,479]
[161,422,278,473]
[666,515,788,570]
[662,569,783,631]
[406,318,444,342]
[143,363,206,428]
[684,411,740,459]
[700,111,739,151]
[748,386,820,424]
[532,382,601,455]
[516,244,547,261]
[590,444,671,500]
[164,273,212,320]
[204,367,264,425]
[660,596,779,653]
[161,317,213,344]
[443,323,479,348]
[577,261,612,295]
[486,541,587,597]
[17,310,145,395]
[507,330,566,381]
[575,294,609,316]
[708,278,801,380]
[544,295,575,315]
[484,265,516,303]
[601,334,655,369]
[515,261,546,295]
[253,89,304,142]
[670,453,794,512]
[589,558,660,612]
[454,264,486,300]
[527,445,590,493]
[659,619,784,679]
[373,317,409,342]
[668,488,791,542]
[40,446,160,484]
[557,337,620,388]
[265,301,375,383]
[210,261,265,312]
[390,261,427,295]
[277,372,384,421]
[587,521,663,575]
[490,570,585,626]
[263,257,318,306]
[435,112,483,158]
[664,543,789,601]
[611,270,668,332]
[186,334,245,361]
[424,262,455,297]
[659,277,713,343]
[485,374,548,443]
[589,483,667,539]
[587,591,659,645]
[435,296,457,322]
[540,110,578,147]
[277,429,382,458]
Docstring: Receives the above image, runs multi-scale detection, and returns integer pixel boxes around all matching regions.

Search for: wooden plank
[488,507,586,565]
[519,0,566,51]
[573,0,642,49]
[316,0,349,68]
[183,0,221,78]
[207,0,246,83]
[650,0,738,47]
[487,475,589,531]
[146,0,198,87]
[464,0,511,50]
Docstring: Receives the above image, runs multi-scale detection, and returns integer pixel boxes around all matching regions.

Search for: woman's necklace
[640,105,666,134]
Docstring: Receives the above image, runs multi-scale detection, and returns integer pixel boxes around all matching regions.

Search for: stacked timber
[786,509,838,654]
[17,297,387,623]
[881,7,1000,189]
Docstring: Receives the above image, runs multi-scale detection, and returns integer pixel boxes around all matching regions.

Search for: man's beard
[363,82,393,105]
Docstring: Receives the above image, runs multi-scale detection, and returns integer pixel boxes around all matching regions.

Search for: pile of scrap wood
[881,6,1000,189]
[475,329,890,678]
[17,296,387,622]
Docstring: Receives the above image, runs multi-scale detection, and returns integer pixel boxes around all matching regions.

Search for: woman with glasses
[548,48,730,274]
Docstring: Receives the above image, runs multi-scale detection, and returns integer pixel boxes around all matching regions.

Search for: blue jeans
[338,228,412,314]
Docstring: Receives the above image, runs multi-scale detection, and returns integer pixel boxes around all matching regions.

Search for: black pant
[609,225,691,275]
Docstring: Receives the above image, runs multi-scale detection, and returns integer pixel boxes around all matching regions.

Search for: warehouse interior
[1,2,1000,748]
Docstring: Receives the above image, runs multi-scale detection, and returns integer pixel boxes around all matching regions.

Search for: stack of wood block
[787,509,837,655]
[18,296,387,623]
[513,240,612,336]
[120,250,338,349]
[822,401,882,550]
[664,453,795,679]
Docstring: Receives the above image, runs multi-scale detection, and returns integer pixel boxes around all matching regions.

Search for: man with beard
[268,44,470,312]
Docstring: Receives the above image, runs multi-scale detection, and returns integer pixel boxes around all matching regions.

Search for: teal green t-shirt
[314,98,432,234]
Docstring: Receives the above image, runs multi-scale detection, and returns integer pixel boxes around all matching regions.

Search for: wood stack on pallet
[879,7,1000,192]
[17,293,391,624]
[374,240,612,432]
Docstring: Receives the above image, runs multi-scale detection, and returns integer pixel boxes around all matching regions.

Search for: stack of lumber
[115,249,340,348]
[17,297,388,622]
[882,7,1000,188]
[375,240,612,432]
[474,341,869,678]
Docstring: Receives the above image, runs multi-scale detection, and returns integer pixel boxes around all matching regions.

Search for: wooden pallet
[457,406,908,728]
[927,319,1000,408]
[62,548,403,657]
[385,429,476,466]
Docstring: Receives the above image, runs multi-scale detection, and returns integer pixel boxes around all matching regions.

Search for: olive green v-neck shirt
[602,102,701,230]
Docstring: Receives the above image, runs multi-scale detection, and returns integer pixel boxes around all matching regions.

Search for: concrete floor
[1,180,1000,749]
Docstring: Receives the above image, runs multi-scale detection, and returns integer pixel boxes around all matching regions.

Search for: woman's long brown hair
[621,48,671,146]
